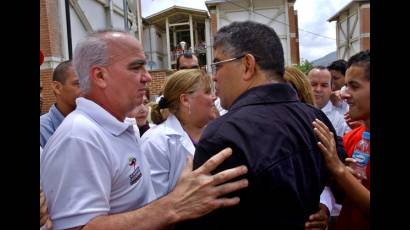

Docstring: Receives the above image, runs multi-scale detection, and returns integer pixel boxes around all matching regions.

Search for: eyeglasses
[210,55,245,75]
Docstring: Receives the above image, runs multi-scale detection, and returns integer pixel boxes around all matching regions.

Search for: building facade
[328,0,370,60]
[142,6,211,71]
[205,0,300,66]
[40,0,143,113]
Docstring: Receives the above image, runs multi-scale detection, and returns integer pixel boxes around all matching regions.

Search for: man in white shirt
[308,67,350,137]
[40,30,248,230]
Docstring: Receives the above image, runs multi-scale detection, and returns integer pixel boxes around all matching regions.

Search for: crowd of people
[40,20,370,230]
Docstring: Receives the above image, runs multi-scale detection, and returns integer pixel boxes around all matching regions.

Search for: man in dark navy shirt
[177,21,346,229]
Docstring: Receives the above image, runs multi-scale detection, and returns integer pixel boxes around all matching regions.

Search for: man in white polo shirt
[40,30,248,230]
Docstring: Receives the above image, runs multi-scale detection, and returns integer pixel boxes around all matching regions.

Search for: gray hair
[213,21,285,80]
[73,29,127,93]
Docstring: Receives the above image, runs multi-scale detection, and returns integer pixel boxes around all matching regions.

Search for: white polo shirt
[40,97,156,230]
[321,101,350,137]
[141,114,195,198]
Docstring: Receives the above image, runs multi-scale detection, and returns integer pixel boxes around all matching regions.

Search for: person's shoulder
[141,123,167,141]
[54,111,103,141]
[39,112,52,125]
[203,113,235,136]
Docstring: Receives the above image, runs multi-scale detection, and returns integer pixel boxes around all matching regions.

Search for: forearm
[82,197,179,230]
[333,167,370,217]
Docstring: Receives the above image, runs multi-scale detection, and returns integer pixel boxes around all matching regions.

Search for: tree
[296,59,314,75]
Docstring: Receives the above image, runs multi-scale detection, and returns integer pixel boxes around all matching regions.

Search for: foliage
[296,59,314,75]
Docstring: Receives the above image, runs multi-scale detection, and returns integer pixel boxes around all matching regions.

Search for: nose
[340,86,350,100]
[141,67,152,83]
[211,72,217,81]
[313,85,322,92]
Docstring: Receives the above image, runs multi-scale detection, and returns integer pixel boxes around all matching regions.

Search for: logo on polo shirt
[128,156,142,185]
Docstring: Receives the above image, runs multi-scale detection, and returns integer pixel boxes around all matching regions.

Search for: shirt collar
[321,101,333,115]
[163,114,185,136]
[229,83,299,111]
[75,97,130,136]
[49,104,65,129]
[163,114,195,154]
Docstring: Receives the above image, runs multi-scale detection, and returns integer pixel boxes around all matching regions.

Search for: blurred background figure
[308,66,350,137]
[126,88,153,137]
[40,60,81,148]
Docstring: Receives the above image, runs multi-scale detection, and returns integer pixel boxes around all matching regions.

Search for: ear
[242,53,257,82]
[179,93,191,108]
[51,81,62,95]
[90,65,108,89]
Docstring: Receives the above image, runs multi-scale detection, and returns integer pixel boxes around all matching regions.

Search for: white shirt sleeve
[319,186,335,215]
[141,133,172,198]
[40,137,112,229]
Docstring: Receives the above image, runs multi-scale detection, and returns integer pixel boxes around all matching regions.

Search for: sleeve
[319,186,335,214]
[141,134,171,198]
[40,120,51,148]
[40,137,112,230]
[335,112,351,137]
[316,110,347,161]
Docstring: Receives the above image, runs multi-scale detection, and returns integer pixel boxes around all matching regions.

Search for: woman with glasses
[141,69,217,198]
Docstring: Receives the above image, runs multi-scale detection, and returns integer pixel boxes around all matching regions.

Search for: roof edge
[328,0,369,22]
[145,5,209,20]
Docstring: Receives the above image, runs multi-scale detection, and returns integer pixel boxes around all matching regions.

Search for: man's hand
[304,203,329,230]
[330,90,342,107]
[169,147,249,221]
[40,186,53,229]
[313,119,346,176]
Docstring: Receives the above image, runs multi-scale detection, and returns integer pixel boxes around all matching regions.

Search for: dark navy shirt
[177,83,346,229]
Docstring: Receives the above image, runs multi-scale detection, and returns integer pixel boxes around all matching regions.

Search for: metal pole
[108,0,113,29]
[65,0,72,59]
[123,0,128,31]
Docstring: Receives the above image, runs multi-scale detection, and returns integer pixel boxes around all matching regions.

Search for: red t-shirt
[335,125,370,230]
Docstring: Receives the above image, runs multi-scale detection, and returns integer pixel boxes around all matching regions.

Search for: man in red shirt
[313,49,370,230]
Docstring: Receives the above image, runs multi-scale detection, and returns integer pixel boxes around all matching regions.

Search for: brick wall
[148,70,171,98]
[360,5,370,50]
[40,69,56,114]
[41,0,63,113]
[40,0,63,58]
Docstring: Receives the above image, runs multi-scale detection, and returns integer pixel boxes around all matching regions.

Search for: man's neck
[55,101,74,117]
[84,94,125,122]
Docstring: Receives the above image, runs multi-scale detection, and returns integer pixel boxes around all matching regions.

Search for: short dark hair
[53,60,73,84]
[312,66,328,70]
[176,51,197,70]
[347,49,370,80]
[327,59,347,75]
[213,21,284,79]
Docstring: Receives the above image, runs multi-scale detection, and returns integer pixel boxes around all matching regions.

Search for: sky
[141,0,352,62]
